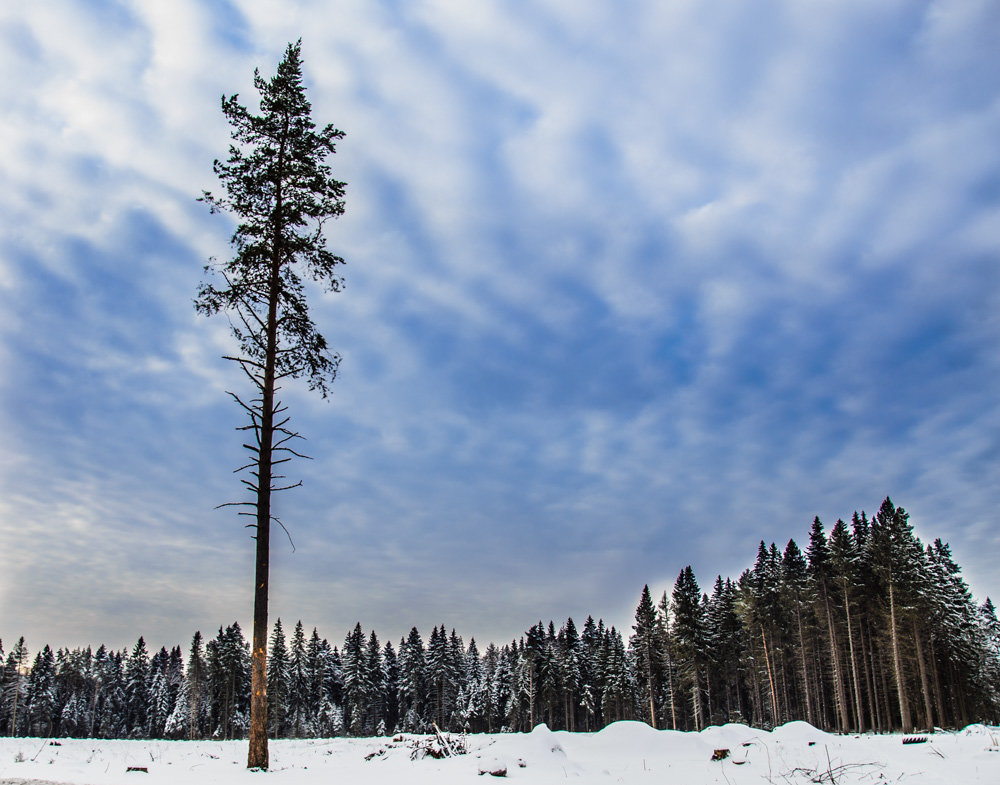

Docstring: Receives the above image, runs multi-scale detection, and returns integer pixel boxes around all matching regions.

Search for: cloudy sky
[1,0,998,654]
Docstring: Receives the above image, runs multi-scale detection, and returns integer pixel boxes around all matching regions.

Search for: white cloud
[0,0,998,649]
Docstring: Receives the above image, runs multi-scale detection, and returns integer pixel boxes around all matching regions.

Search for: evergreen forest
[4,499,999,739]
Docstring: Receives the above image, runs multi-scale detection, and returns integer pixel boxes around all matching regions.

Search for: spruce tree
[267,620,290,737]
[123,638,150,738]
[164,676,190,738]
[306,627,325,735]
[745,543,783,726]
[2,637,28,735]
[197,39,348,768]
[705,576,745,725]
[54,647,94,738]
[522,623,546,729]
[978,599,1000,719]
[287,621,309,736]
[397,627,426,732]
[600,627,630,723]
[25,645,56,737]
[148,647,174,738]
[537,623,559,728]
[807,517,850,731]
[579,616,601,730]
[212,625,250,738]
[382,640,400,734]
[481,642,501,733]
[558,619,582,732]
[94,646,126,739]
[781,539,815,725]
[630,585,664,728]
[365,630,384,735]
[871,498,920,732]
[186,632,207,740]
[342,623,369,735]
[316,639,344,736]
[672,566,705,729]
[830,517,865,729]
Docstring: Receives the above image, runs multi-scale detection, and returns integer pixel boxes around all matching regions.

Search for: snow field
[1,721,998,785]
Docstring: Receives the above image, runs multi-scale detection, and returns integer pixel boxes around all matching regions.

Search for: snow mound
[770,720,832,745]
[482,724,588,779]
[593,720,663,743]
[697,722,758,749]
[523,723,568,758]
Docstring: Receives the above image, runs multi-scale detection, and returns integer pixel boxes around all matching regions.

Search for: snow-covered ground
[1,721,998,784]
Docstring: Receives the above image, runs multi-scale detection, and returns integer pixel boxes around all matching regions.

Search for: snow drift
[1,721,998,784]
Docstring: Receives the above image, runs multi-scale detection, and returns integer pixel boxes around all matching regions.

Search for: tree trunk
[760,626,780,725]
[795,604,814,725]
[690,665,702,731]
[878,642,893,731]
[841,583,864,730]
[912,619,933,731]
[813,646,828,727]
[665,648,678,730]
[860,621,877,732]
[10,670,19,736]
[529,667,535,729]
[247,181,283,768]
[705,667,714,726]
[646,638,656,729]
[88,685,98,739]
[822,587,850,731]
[749,635,764,728]
[954,662,969,727]
[930,635,947,727]
[888,578,912,732]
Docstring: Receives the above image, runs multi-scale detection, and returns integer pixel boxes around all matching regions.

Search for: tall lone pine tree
[196,40,347,769]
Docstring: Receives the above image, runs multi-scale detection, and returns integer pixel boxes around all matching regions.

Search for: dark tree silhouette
[196,39,347,769]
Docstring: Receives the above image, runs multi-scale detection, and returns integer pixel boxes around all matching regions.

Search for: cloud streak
[1,0,998,652]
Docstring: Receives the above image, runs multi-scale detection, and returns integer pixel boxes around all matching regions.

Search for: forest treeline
[3,498,999,739]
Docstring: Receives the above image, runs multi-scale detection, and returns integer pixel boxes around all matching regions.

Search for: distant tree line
[3,498,999,739]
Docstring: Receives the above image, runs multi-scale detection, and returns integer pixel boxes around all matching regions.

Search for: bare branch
[223,356,265,370]
[274,446,312,460]
[225,357,266,389]
[273,516,296,552]
[226,389,262,415]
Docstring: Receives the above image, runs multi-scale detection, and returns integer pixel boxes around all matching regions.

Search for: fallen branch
[786,761,886,784]
[408,728,468,761]
[434,723,456,757]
